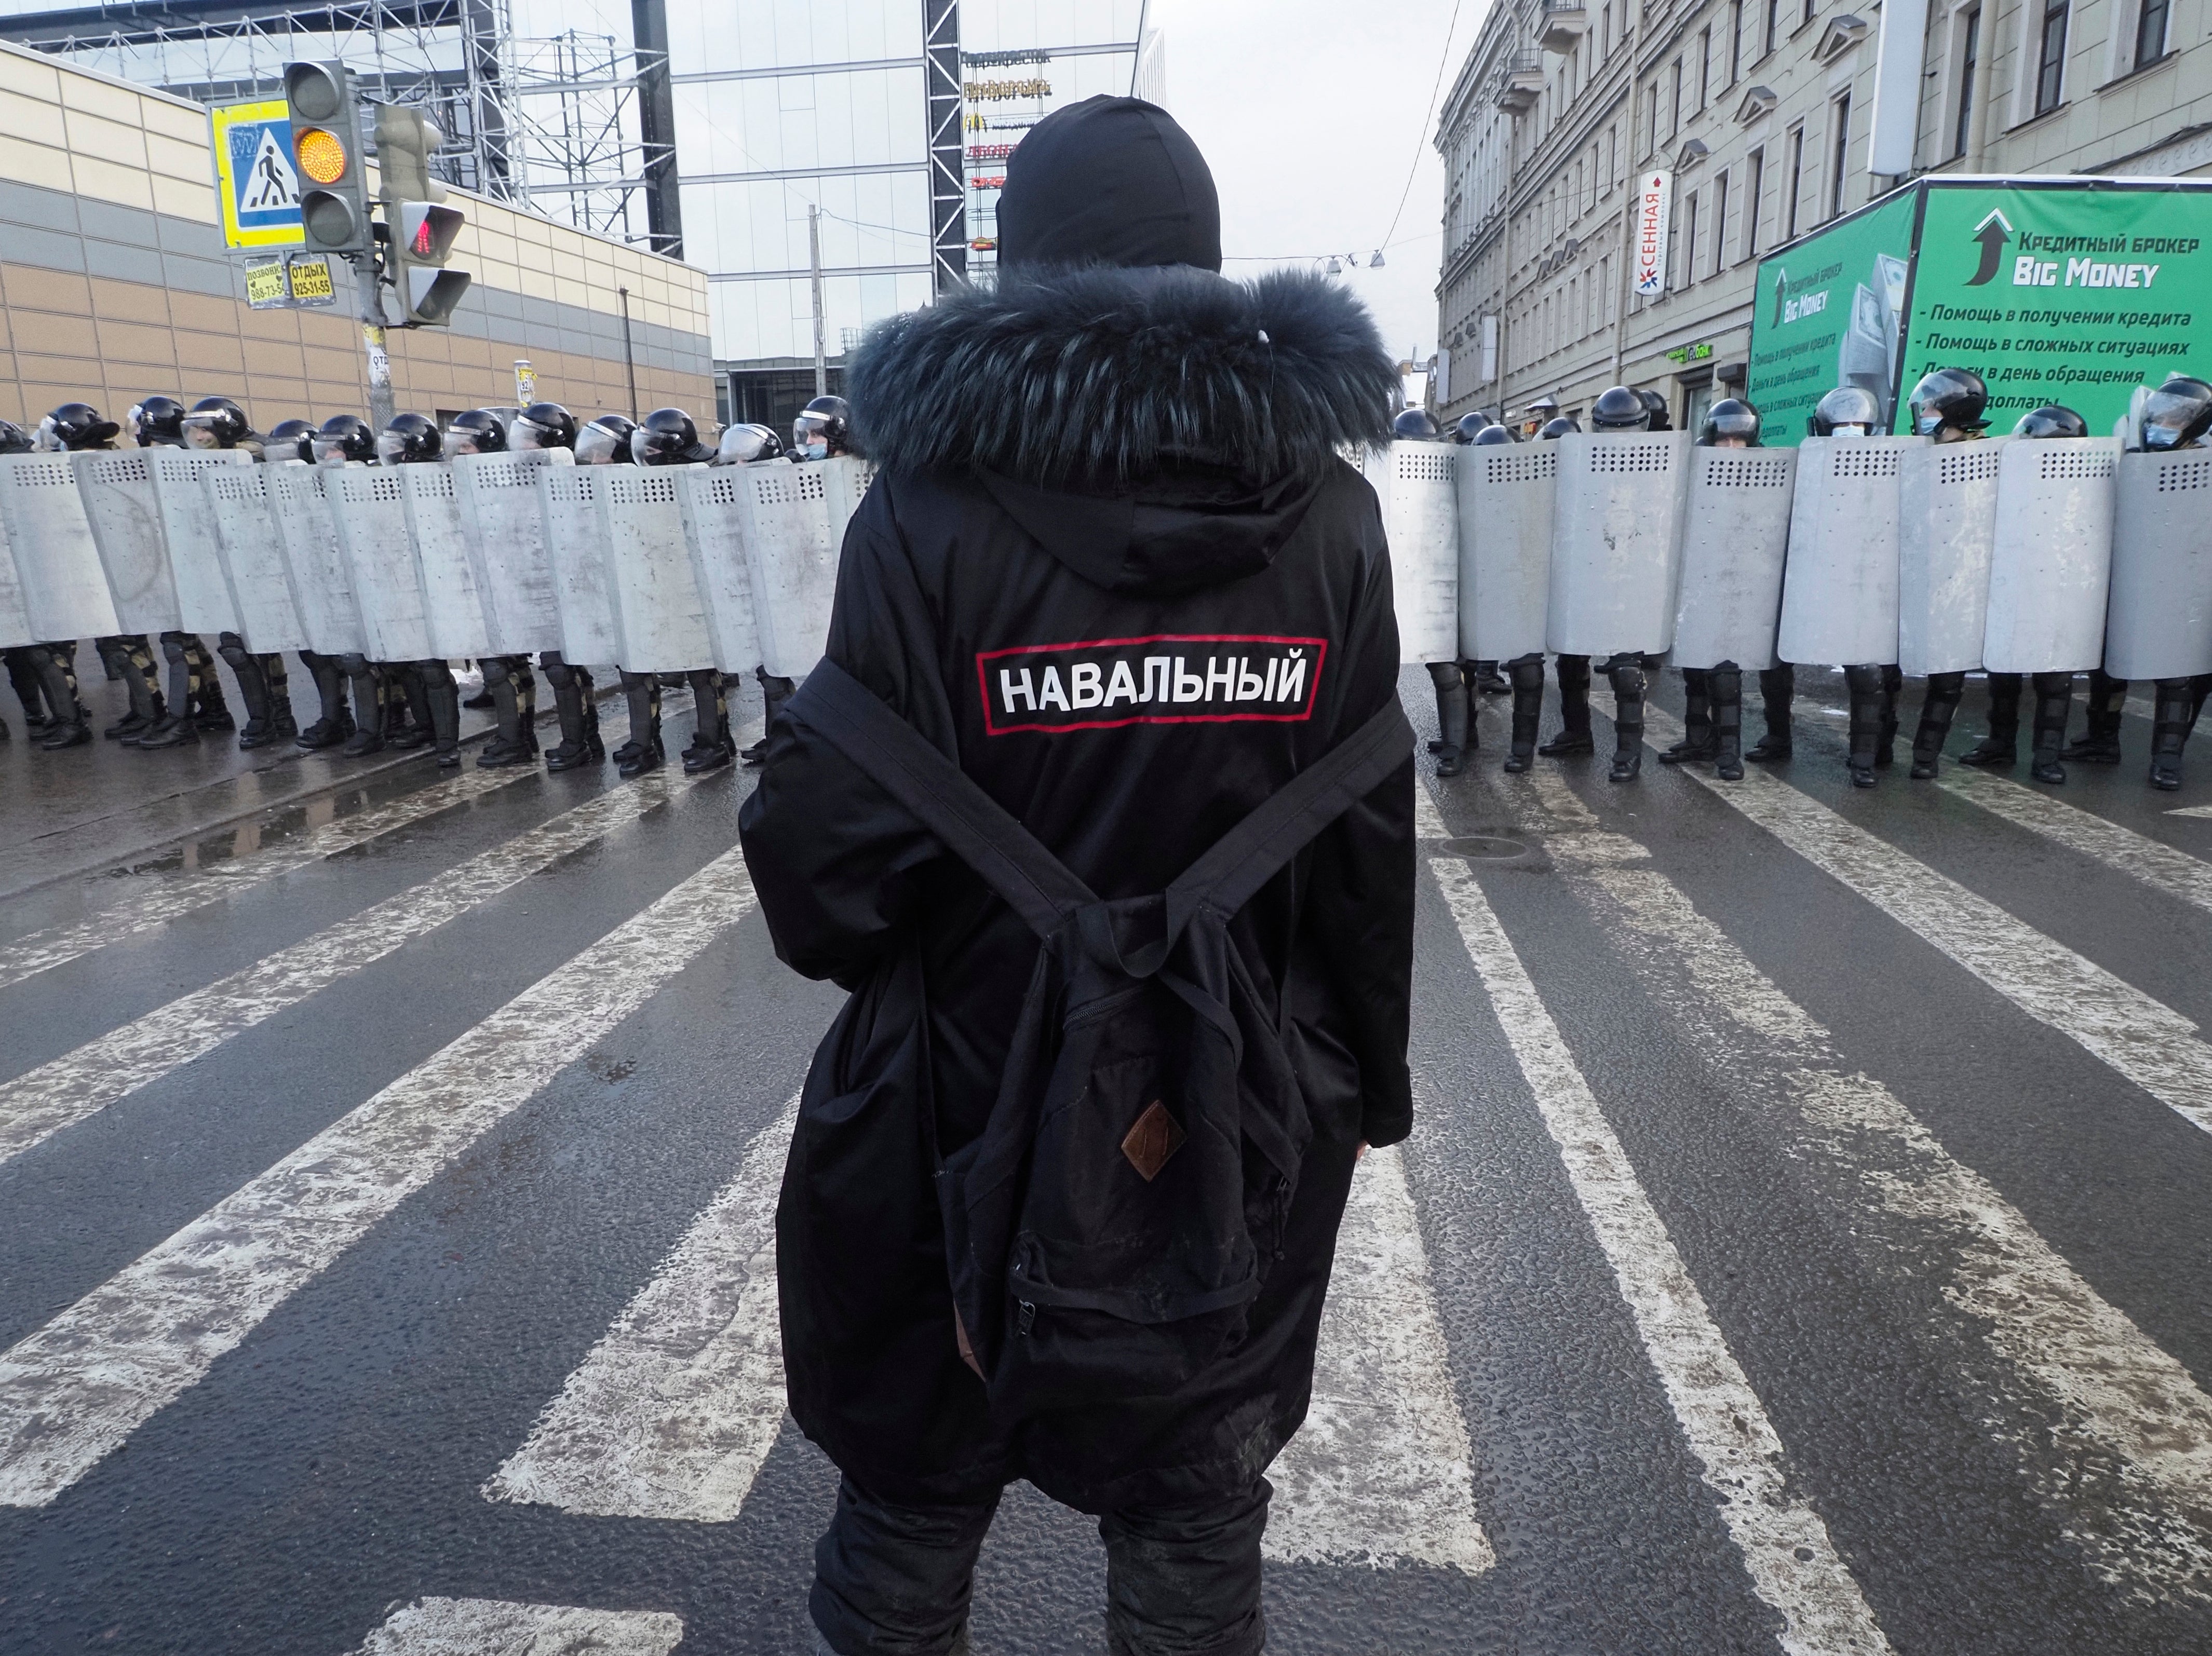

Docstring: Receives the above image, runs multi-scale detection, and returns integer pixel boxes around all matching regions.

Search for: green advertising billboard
[1748,180,2212,443]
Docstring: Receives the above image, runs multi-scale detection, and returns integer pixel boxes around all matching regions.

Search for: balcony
[1494,52,1545,113]
[1539,0,1591,53]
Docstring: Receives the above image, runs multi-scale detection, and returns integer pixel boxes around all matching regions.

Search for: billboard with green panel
[1748,180,2212,444]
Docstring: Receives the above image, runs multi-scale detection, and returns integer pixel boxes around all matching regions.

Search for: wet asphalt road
[1,664,2209,1655]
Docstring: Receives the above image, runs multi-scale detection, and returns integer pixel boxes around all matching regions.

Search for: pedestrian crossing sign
[209,99,306,250]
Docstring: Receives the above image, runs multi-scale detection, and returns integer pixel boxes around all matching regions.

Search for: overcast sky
[1169,0,1480,365]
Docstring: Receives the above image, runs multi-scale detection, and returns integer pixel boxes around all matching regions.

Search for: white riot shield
[74,450,179,632]
[1375,442,1459,663]
[147,447,251,633]
[0,453,119,640]
[674,466,764,676]
[453,449,568,655]
[1455,442,1555,660]
[2105,450,2212,681]
[1896,440,2004,676]
[267,463,366,656]
[821,455,874,552]
[328,465,435,662]
[743,458,849,677]
[1983,437,2120,674]
[1669,447,1798,672]
[1545,430,1691,657]
[398,463,492,659]
[1775,436,1922,666]
[0,506,32,648]
[537,464,619,664]
[599,466,714,672]
[201,465,310,654]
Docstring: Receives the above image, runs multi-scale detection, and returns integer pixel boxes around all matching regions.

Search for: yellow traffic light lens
[295,126,347,184]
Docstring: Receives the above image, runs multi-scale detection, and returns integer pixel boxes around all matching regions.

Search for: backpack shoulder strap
[1166,696,1413,932]
[787,659,1096,939]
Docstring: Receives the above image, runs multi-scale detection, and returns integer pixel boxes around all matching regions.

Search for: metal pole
[810,203,828,398]
[618,284,640,418]
[1611,8,1645,386]
[357,254,395,431]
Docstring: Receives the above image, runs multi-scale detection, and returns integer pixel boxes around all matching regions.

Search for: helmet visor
[181,413,226,449]
[33,415,63,453]
[373,430,418,466]
[443,424,491,456]
[2141,385,2212,451]
[575,424,625,465]
[1707,410,1760,443]
[311,433,356,466]
[511,417,559,451]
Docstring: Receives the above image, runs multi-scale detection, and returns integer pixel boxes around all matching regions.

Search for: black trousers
[811,1474,1270,1656]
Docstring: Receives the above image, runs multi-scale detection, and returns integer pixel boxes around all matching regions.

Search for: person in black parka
[739,97,1414,1656]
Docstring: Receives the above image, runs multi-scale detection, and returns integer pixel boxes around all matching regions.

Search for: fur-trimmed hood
[846,264,1395,488]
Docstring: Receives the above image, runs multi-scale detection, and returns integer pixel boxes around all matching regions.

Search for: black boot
[2149,678,2196,791]
[1961,672,2022,768]
[741,669,796,766]
[1875,664,1901,770]
[1660,668,1715,765]
[1472,659,1509,695]
[1844,663,1886,788]
[219,634,277,749]
[2064,669,2127,764]
[416,661,462,767]
[136,633,201,749]
[1747,663,1795,762]
[682,669,735,774]
[1607,657,1645,783]
[341,657,386,756]
[32,643,89,750]
[543,653,603,771]
[1910,672,1964,779]
[1428,661,1469,777]
[2029,671,2073,784]
[295,650,352,749]
[98,635,163,740]
[5,646,52,728]
[1502,654,1544,773]
[1710,664,1745,781]
[1540,654,1595,757]
[477,656,536,768]
[613,669,662,769]
[462,665,496,710]
[187,637,235,732]
[388,666,436,751]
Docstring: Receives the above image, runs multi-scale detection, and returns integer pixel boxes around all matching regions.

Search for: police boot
[417,662,463,768]
[2029,672,2073,784]
[462,664,496,710]
[1607,658,1645,783]
[388,667,436,751]
[1428,661,1469,777]
[1875,664,1902,770]
[341,658,386,757]
[1540,655,1595,757]
[188,639,235,732]
[261,653,298,745]
[2064,669,2127,764]
[1660,668,1715,765]
[33,644,89,750]
[1748,662,1795,762]
[477,657,533,769]
[5,647,51,729]
[682,669,736,774]
[1910,672,1965,780]
[1472,659,1509,695]
[1844,664,1886,788]
[295,651,353,750]
[1710,664,1745,781]
[544,655,603,771]
[136,632,201,748]
[1502,654,1545,773]
[99,636,161,740]
[2148,678,2196,792]
[741,669,796,766]
[613,670,662,770]
[219,635,278,749]
[1961,672,2022,768]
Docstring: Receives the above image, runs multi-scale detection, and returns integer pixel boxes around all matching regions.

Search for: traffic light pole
[358,250,395,432]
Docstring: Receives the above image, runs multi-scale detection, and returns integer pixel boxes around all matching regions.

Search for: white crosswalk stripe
[348,1596,684,1655]
[0,765,699,1166]
[0,845,758,1509]
[1418,783,1897,1654]
[1934,766,2212,913]
[1644,707,2212,1137]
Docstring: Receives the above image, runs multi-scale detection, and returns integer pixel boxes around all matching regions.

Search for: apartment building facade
[1437,0,2212,432]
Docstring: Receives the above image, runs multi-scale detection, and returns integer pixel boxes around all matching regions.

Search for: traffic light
[283,60,370,257]
[375,103,471,328]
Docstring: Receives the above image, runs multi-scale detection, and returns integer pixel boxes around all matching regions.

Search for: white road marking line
[1936,766,2212,914]
[1644,707,2212,1137]
[1264,1143,1494,1574]
[349,1596,684,1656]
[2168,805,2212,820]
[0,846,758,1509]
[1515,766,2212,1599]
[0,768,696,1166]
[1424,838,1894,1653]
[487,1097,799,1522]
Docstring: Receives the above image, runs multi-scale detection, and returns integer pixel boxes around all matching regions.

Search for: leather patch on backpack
[1121,1100,1187,1182]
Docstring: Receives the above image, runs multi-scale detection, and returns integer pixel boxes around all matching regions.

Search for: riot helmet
[1538,415,1580,439]
[1452,412,1492,443]
[1471,423,1516,446]
[632,407,713,467]
[1637,389,1674,431]
[266,418,316,463]
[38,401,119,452]
[312,414,376,467]
[2012,404,2089,440]
[182,395,251,451]
[1590,386,1650,430]
[1392,408,1442,440]
[2136,375,2212,452]
[1698,397,1763,447]
[1810,385,1884,437]
[0,419,32,456]
[575,413,638,466]
[792,394,852,460]
[1907,367,1989,438]
[446,407,508,456]
[128,395,187,447]
[512,402,578,452]
[375,412,443,467]
[716,422,787,465]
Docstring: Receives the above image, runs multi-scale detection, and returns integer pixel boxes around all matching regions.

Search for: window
[1954,7,1979,158]
[1730,1,1744,84]
[1745,148,1765,256]
[1766,0,1783,53]
[1803,0,1817,26]
[1712,170,1730,276]
[2137,0,2170,68]
[1679,190,1698,291]
[2035,0,2068,115]
[1671,59,1684,136]
[1647,82,1660,155]
[1830,93,1851,219]
[1699,29,1712,110]
[1785,125,1805,238]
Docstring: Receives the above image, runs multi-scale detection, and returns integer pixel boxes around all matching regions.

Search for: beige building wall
[0,39,715,433]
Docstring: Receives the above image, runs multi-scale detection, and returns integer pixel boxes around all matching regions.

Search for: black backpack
[795,660,1412,1411]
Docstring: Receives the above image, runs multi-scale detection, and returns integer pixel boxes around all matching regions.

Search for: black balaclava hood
[997,96,1222,272]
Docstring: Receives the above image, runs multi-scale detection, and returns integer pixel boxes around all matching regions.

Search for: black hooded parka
[738,101,1415,1517]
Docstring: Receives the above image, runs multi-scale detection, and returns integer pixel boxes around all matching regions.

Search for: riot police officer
[1901,369,1992,780]
[38,402,169,743]
[1804,384,1900,788]
[261,417,355,749]
[177,395,302,749]
[375,412,464,767]
[0,414,91,749]
[1661,396,1765,781]
[444,406,542,769]
[632,407,736,774]
[792,395,852,462]
[573,412,668,778]
[1391,407,1475,777]
[709,421,795,764]
[510,401,606,772]
[310,414,399,756]
[2110,375,2212,790]
[1547,385,1656,784]
[127,395,235,748]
